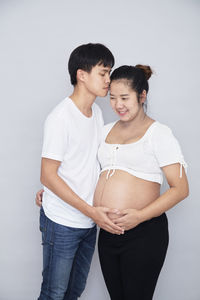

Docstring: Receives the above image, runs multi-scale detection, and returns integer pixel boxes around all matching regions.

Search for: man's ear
[77,69,86,83]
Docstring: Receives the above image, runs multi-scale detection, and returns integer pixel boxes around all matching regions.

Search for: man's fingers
[113,216,127,223]
[39,190,44,196]
[103,225,123,235]
[94,207,124,233]
[37,189,44,198]
[115,222,126,228]
[106,219,124,233]
[35,197,42,207]
[36,189,44,201]
[35,189,43,207]
[104,226,116,234]
[36,201,41,207]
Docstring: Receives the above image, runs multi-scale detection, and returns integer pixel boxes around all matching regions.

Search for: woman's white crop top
[98,121,187,184]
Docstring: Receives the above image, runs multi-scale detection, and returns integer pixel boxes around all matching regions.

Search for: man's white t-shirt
[41,97,104,228]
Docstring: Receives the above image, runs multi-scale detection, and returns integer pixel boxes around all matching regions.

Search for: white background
[0,0,199,299]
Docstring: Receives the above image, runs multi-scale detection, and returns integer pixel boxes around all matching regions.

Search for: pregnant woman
[94,64,189,300]
[36,64,189,300]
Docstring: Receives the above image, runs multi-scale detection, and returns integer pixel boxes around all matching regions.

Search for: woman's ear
[140,90,147,104]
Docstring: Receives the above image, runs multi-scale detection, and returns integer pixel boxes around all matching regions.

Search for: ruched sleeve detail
[152,124,187,177]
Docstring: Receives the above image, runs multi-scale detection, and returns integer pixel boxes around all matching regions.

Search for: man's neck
[69,86,96,118]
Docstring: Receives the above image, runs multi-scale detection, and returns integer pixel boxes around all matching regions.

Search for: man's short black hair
[68,43,115,85]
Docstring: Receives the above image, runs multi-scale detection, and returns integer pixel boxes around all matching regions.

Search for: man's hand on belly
[113,208,142,231]
[90,207,124,235]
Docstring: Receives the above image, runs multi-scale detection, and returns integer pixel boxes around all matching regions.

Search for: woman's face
[110,80,144,122]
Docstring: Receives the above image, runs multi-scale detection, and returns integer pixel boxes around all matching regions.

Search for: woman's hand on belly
[113,208,143,231]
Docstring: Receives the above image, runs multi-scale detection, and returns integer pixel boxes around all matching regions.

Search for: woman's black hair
[68,43,115,85]
[110,65,153,97]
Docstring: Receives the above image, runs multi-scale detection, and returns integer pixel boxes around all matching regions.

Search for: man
[38,43,123,300]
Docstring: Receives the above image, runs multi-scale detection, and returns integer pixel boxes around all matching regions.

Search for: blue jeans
[38,208,97,300]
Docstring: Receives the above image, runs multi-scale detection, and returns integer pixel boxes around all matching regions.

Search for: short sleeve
[152,124,187,176]
[41,113,68,161]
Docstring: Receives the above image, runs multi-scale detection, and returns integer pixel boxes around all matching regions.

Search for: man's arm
[40,157,124,234]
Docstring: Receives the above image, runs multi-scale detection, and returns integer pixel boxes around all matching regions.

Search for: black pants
[98,213,169,300]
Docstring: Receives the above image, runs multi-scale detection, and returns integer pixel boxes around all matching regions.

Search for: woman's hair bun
[135,64,153,80]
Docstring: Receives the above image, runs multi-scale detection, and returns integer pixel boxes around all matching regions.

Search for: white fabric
[42,97,104,228]
[98,121,187,184]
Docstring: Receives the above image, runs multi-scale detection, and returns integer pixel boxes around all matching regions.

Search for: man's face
[83,64,111,97]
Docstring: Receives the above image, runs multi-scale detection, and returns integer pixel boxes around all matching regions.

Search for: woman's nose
[116,100,124,108]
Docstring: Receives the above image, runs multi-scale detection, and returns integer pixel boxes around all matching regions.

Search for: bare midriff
[93,169,160,220]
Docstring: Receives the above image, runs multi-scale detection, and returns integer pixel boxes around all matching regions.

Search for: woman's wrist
[138,208,150,224]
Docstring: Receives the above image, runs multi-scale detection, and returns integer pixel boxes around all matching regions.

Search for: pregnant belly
[94,170,160,220]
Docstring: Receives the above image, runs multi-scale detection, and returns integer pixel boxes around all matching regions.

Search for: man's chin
[98,91,108,98]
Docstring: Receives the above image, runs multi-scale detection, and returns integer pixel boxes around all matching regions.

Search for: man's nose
[105,73,110,84]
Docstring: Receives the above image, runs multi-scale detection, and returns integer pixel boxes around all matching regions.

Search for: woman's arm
[114,163,189,230]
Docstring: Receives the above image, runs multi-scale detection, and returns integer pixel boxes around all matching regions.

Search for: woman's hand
[35,189,44,207]
[113,208,142,231]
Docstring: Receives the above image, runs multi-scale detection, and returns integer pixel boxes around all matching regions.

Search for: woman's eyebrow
[110,93,129,97]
